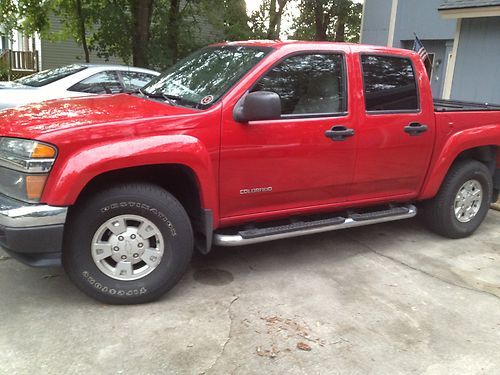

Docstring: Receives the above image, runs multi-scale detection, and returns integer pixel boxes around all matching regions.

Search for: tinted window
[252,54,345,115]
[16,64,87,87]
[69,71,123,94]
[121,71,156,91]
[361,55,418,111]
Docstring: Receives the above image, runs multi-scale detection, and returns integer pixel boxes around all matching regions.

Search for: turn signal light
[32,143,56,159]
[26,175,48,200]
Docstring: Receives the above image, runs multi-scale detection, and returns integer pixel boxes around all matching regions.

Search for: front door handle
[404,122,428,136]
[325,126,355,141]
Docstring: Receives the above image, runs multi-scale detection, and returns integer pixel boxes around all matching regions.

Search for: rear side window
[361,55,418,112]
[251,53,346,116]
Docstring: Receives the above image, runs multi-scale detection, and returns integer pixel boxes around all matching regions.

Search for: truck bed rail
[434,99,500,112]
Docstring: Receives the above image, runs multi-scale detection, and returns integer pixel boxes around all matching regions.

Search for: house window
[0,36,8,51]
[426,53,435,78]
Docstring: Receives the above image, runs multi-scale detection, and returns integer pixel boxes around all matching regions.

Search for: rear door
[220,52,357,219]
[350,54,435,200]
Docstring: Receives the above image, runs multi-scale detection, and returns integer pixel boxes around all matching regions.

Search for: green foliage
[0,0,51,38]
[292,0,362,42]
[249,1,271,39]
[0,0,363,71]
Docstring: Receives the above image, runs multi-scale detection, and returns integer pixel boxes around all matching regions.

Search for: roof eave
[439,5,500,18]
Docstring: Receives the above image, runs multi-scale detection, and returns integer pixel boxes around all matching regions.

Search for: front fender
[42,134,218,214]
[420,125,500,199]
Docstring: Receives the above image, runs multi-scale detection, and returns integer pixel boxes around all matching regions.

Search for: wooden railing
[0,49,39,80]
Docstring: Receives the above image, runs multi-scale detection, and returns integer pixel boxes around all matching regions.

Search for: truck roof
[215,40,419,59]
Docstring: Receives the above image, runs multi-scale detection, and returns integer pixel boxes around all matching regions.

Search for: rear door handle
[404,122,428,136]
[325,125,355,141]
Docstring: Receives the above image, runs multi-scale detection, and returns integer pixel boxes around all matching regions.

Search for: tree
[130,0,154,67]
[249,0,290,39]
[292,0,362,42]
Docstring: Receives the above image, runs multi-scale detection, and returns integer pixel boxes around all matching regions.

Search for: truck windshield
[141,45,272,109]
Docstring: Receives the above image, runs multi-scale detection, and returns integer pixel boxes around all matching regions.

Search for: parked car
[0,64,159,110]
[0,41,499,304]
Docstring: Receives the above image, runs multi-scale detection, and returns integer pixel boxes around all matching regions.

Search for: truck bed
[434,99,500,112]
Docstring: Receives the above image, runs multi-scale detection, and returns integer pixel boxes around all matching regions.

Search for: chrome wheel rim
[454,179,483,223]
[91,215,164,281]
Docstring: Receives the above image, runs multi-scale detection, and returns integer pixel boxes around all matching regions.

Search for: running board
[213,204,417,247]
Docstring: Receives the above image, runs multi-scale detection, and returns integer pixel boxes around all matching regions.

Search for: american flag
[413,35,429,62]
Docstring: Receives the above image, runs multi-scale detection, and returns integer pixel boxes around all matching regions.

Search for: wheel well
[455,146,497,174]
[74,164,212,253]
[455,145,498,198]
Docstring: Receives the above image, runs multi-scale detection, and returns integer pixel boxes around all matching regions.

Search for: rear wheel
[63,183,193,304]
[423,159,493,238]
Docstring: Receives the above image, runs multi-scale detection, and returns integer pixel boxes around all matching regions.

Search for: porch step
[213,204,417,247]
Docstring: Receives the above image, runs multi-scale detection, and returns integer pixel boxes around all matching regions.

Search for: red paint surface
[0,41,498,229]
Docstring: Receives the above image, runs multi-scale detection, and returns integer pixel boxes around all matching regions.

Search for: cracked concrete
[1,211,500,374]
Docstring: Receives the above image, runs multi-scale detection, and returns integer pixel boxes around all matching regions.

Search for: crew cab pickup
[0,41,499,304]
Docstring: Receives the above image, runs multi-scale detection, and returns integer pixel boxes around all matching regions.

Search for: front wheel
[423,159,493,239]
[63,183,193,304]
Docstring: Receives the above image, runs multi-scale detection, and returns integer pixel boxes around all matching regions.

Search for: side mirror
[233,91,281,123]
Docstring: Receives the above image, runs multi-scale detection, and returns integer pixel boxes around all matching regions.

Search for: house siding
[451,17,500,103]
[393,0,456,45]
[360,0,393,45]
[40,16,124,70]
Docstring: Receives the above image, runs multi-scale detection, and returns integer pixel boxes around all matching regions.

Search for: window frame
[247,50,349,120]
[360,53,421,115]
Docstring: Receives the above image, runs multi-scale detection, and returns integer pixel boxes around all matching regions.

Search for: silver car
[0,64,160,110]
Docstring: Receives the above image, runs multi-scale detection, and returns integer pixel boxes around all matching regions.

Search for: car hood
[0,94,200,141]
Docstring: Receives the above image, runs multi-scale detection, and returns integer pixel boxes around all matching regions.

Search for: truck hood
[0,93,199,140]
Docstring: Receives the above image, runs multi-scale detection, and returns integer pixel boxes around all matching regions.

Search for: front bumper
[0,193,67,267]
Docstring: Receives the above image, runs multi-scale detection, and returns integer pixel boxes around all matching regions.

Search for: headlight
[0,137,57,202]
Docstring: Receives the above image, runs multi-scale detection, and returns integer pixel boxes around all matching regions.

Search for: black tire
[63,183,193,304]
[423,159,493,239]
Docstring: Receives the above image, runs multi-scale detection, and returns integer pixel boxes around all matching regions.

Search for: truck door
[349,54,435,200]
[220,52,357,219]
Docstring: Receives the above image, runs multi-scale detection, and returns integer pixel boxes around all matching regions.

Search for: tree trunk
[267,0,288,39]
[167,0,180,64]
[267,0,278,39]
[75,0,90,63]
[334,20,345,42]
[131,0,154,67]
[314,0,328,41]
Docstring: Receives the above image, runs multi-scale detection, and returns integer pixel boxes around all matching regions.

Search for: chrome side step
[213,204,417,247]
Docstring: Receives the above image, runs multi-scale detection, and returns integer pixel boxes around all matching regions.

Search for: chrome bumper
[0,193,67,228]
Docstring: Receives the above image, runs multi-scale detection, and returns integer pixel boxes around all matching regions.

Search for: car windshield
[141,45,272,109]
[16,64,88,87]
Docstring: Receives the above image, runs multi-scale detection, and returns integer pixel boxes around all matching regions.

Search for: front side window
[251,53,346,116]
[361,55,418,112]
[69,71,123,94]
[142,45,272,109]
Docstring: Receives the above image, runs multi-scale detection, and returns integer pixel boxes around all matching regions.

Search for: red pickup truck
[0,41,499,304]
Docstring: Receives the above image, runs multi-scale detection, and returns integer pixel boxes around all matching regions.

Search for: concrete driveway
[1,211,499,375]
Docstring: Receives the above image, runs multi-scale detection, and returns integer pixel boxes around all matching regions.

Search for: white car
[0,64,160,110]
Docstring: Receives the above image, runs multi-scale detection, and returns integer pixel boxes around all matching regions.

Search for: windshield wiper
[138,89,177,106]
